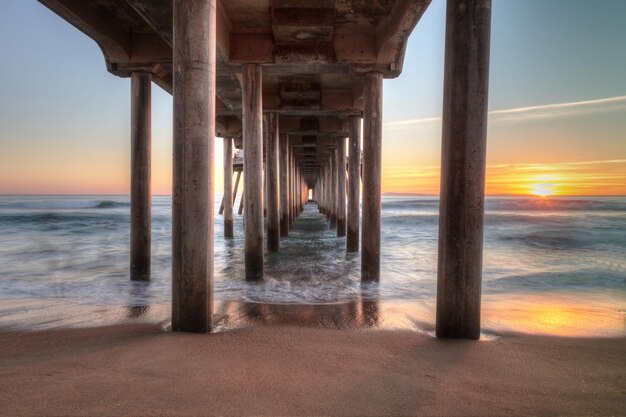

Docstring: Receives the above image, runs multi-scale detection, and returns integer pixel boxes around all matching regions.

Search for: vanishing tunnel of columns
[219,75,378,282]
[125,0,491,339]
[218,111,359,253]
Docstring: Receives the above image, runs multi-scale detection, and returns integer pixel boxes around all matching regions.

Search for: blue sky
[0,0,625,194]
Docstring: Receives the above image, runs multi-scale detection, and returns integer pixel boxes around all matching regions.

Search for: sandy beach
[1,323,624,416]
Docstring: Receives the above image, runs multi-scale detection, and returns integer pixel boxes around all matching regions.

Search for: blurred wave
[0,195,624,309]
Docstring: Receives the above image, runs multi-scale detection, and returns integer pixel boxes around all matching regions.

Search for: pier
[38,0,492,338]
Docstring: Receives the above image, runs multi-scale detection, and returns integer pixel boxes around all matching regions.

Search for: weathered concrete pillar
[324,163,331,220]
[267,113,280,252]
[336,137,347,237]
[280,133,289,237]
[242,63,264,281]
[318,169,323,210]
[330,151,337,227]
[238,187,244,215]
[172,0,215,332]
[263,116,268,219]
[436,0,492,340]
[301,174,304,207]
[290,152,296,223]
[295,158,299,216]
[326,164,330,218]
[287,148,292,223]
[295,167,299,215]
[294,165,299,216]
[322,168,326,212]
[295,167,300,214]
[347,116,361,252]
[130,72,151,281]
[232,170,241,211]
[361,72,383,282]
[219,169,240,215]
[223,137,234,238]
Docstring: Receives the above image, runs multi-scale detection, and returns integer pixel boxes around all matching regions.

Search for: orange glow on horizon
[2,148,625,196]
[382,159,626,196]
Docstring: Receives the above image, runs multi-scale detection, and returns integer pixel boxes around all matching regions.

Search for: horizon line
[1,193,625,198]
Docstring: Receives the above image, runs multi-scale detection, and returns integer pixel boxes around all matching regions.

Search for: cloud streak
[385,95,626,129]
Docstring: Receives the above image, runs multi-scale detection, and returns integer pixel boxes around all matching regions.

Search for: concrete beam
[39,0,130,64]
[376,0,432,76]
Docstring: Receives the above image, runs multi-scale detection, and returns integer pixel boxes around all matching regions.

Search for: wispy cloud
[507,159,626,171]
[385,95,626,129]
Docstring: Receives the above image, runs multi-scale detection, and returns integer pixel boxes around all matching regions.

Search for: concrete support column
[436,0,492,339]
[336,137,347,237]
[263,117,268,219]
[242,63,264,281]
[280,133,289,237]
[330,151,337,227]
[291,152,296,222]
[295,160,299,215]
[130,72,151,281]
[347,116,361,252]
[172,0,215,332]
[361,72,383,282]
[324,163,331,220]
[267,113,280,252]
[318,169,323,211]
[287,149,292,223]
[223,137,234,238]
[296,167,300,214]
[296,168,302,211]
[322,168,327,214]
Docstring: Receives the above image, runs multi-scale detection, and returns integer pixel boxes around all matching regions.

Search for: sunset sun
[530,183,556,197]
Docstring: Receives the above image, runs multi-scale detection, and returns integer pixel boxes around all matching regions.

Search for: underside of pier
[38,0,492,338]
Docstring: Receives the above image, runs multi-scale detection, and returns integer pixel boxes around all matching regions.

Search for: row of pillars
[313,72,382,284]
[128,0,491,339]
[313,116,360,255]
[221,110,310,282]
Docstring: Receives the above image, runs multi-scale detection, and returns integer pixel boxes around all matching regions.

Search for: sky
[0,0,625,196]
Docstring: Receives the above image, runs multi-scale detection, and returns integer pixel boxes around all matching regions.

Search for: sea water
[0,195,624,335]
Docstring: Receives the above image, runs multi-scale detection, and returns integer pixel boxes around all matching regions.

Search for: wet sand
[2,294,624,337]
[1,323,624,416]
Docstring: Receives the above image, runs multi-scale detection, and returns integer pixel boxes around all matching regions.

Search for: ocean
[0,195,624,336]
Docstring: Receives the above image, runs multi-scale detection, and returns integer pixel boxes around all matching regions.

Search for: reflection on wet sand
[126,281,151,319]
[481,293,626,337]
[126,305,150,319]
[215,285,381,330]
[1,288,622,338]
